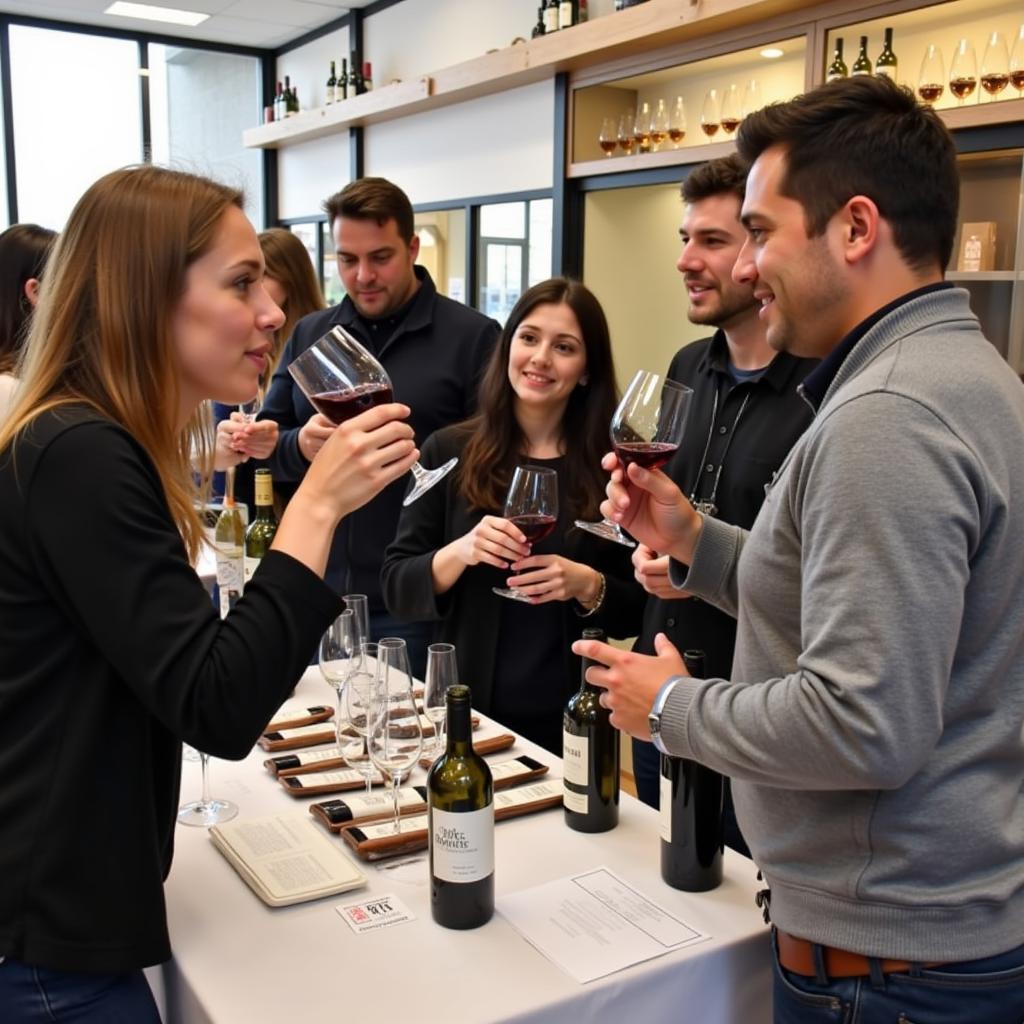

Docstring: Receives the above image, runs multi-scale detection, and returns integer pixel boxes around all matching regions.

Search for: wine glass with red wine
[575,370,693,547]
[492,465,559,603]
[287,326,457,505]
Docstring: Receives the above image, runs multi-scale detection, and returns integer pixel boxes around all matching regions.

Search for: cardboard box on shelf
[957,222,997,272]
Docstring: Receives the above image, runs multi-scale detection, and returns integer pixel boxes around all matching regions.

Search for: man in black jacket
[630,156,817,855]
[260,178,500,674]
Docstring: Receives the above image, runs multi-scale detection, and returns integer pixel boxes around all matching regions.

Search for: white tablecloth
[150,667,772,1023]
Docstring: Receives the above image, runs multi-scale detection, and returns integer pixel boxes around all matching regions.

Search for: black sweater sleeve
[25,420,341,759]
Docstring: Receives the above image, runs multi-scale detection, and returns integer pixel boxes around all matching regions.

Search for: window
[414,208,466,303]
[477,198,553,323]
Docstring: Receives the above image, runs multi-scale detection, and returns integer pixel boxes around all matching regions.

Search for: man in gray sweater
[577,76,1024,1022]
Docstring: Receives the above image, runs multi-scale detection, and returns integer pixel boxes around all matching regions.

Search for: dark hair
[681,153,747,205]
[0,223,57,373]
[736,75,958,271]
[457,278,618,521]
[323,177,415,244]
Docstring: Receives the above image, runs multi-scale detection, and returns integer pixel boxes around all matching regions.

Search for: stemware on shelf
[720,83,742,134]
[423,642,458,761]
[598,115,618,156]
[649,99,670,150]
[632,102,652,152]
[700,89,721,140]
[287,325,454,505]
[574,370,695,548]
[980,31,1010,100]
[741,79,763,120]
[617,112,637,154]
[1010,25,1024,96]
[492,465,559,602]
[668,96,687,147]
[917,44,945,105]
[949,37,978,105]
[367,638,423,833]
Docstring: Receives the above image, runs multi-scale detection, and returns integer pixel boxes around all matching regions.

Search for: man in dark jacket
[630,155,817,855]
[260,177,500,674]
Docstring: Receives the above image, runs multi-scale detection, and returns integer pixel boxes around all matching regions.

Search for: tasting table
[148,667,772,1023]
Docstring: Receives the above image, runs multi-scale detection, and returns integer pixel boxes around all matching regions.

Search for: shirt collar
[334,264,437,340]
[699,328,807,394]
[801,281,954,409]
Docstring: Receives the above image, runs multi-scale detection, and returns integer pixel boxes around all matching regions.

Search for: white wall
[278,133,350,220]
[364,80,554,205]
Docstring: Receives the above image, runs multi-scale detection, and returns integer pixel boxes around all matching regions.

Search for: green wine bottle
[244,468,278,584]
[563,627,620,833]
[826,38,848,82]
[851,35,872,77]
[875,27,897,81]
[325,60,337,105]
[214,487,245,618]
[427,684,494,929]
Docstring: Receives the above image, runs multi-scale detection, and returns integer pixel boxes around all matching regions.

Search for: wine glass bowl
[1010,25,1024,96]
[617,113,636,155]
[649,99,669,151]
[917,44,945,105]
[949,38,978,105]
[632,102,652,152]
[319,608,355,697]
[492,466,559,602]
[668,96,687,147]
[423,642,458,761]
[720,83,741,134]
[287,326,456,505]
[700,89,721,140]
[981,31,1010,100]
[741,79,762,120]
[598,116,618,157]
[345,640,380,795]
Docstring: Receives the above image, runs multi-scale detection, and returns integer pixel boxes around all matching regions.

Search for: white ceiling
[0,0,381,49]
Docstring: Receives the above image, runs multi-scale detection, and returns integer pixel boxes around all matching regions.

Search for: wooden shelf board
[946,270,1018,281]
[569,137,736,178]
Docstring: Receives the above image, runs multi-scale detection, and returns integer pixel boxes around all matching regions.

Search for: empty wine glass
[342,593,370,663]
[1011,25,1024,96]
[720,83,742,133]
[949,38,977,105]
[741,79,762,119]
[177,751,238,827]
[617,113,636,155]
[649,99,670,151]
[917,44,945,105]
[423,642,458,760]
[575,370,695,547]
[346,640,380,795]
[668,96,687,147]
[700,89,721,139]
[319,608,355,699]
[981,31,1010,100]
[632,102,652,151]
[288,326,455,505]
[367,638,423,832]
[492,466,559,602]
[598,116,618,157]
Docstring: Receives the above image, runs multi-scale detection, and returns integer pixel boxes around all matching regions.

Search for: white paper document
[499,867,709,983]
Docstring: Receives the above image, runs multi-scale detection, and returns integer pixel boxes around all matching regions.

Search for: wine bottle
[659,650,725,892]
[362,61,373,91]
[578,0,588,22]
[282,75,293,117]
[826,38,848,82]
[543,0,559,35]
[339,58,348,101]
[349,54,362,95]
[214,482,245,618]
[563,627,620,833]
[427,684,494,929]
[875,27,897,81]
[325,60,336,105]
[558,0,575,31]
[273,80,284,122]
[244,468,278,584]
[851,35,872,77]
[532,6,546,38]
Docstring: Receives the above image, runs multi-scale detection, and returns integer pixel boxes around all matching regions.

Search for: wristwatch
[647,677,682,755]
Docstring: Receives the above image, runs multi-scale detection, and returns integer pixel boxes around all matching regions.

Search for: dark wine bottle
[339,58,349,101]
[659,650,724,892]
[325,60,337,105]
[362,61,373,91]
[826,38,848,82]
[348,54,362,95]
[244,468,278,583]
[273,80,284,122]
[875,27,897,81]
[558,0,575,31]
[543,0,559,35]
[851,35,872,76]
[563,627,620,833]
[532,6,546,38]
[427,684,494,929]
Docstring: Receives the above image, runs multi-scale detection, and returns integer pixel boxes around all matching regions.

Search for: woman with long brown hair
[382,278,642,753]
[0,166,416,1020]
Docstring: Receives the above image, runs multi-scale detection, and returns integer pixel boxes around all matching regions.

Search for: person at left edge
[260,177,500,676]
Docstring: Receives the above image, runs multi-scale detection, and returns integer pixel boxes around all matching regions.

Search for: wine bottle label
[243,555,260,583]
[430,805,494,883]
[562,730,588,785]
[496,779,561,807]
[659,771,672,842]
[559,0,573,29]
[875,66,896,80]
[359,814,429,840]
[562,784,588,814]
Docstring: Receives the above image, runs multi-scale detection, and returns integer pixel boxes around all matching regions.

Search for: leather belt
[776,930,944,979]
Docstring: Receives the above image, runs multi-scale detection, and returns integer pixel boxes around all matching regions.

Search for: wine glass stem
[364,737,372,795]
[200,752,211,808]
[409,461,427,483]
[391,774,401,831]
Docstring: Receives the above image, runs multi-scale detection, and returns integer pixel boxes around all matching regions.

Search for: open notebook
[210,814,367,907]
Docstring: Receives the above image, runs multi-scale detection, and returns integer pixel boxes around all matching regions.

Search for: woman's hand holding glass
[503,554,602,606]
[454,515,531,570]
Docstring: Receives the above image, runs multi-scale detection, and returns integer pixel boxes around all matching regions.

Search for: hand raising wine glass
[288,326,456,505]
[575,370,694,547]
[492,466,558,602]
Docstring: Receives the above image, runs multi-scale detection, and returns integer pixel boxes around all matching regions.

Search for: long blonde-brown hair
[258,227,326,369]
[0,165,244,561]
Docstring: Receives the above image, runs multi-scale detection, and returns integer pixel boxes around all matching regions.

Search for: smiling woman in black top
[0,166,418,1021]
[382,278,643,753]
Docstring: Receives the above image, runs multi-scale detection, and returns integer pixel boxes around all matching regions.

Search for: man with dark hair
[261,177,500,672]
[576,76,1024,1022]
[629,154,817,860]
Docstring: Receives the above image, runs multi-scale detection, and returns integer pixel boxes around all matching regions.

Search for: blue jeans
[369,610,432,680]
[0,957,160,1023]
[772,931,1024,1023]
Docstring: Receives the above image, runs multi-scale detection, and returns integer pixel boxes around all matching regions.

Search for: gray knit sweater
[663,287,1024,961]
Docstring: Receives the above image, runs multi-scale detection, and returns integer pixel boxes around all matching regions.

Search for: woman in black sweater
[0,166,417,1021]
[382,279,643,753]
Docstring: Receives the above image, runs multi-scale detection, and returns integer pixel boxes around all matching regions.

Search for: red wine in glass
[310,382,394,424]
[613,441,679,471]
[508,513,557,545]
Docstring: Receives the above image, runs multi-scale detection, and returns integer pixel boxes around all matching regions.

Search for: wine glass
[177,750,238,827]
[720,83,742,134]
[237,391,262,424]
[345,640,380,795]
[617,113,636,155]
[423,642,458,760]
[598,116,618,157]
[649,99,670,151]
[367,638,423,832]
[342,593,370,661]
[741,79,763,119]
[1011,25,1024,96]
[949,38,977,105]
[668,96,687,147]
[575,370,694,547]
[287,325,455,505]
[319,608,355,699]
[632,102,652,152]
[917,45,945,105]
[492,466,559,602]
[700,89,721,140]
[981,32,1010,100]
